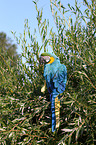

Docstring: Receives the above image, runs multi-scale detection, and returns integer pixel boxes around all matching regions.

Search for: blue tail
[51,91,59,132]
[51,95,56,132]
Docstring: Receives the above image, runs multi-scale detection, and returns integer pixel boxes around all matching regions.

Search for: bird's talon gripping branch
[41,81,46,93]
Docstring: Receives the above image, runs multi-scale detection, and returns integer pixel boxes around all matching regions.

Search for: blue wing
[44,63,67,95]
[53,64,67,94]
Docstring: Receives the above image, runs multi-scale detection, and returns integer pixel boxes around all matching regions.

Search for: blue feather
[43,55,67,132]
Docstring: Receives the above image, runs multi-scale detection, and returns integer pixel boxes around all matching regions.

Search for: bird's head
[40,52,58,65]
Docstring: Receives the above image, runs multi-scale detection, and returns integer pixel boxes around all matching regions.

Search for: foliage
[0,32,21,106]
[0,0,96,144]
[0,32,20,68]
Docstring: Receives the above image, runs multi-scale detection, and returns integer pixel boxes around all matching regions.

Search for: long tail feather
[51,96,56,132]
[51,95,60,132]
[55,96,60,129]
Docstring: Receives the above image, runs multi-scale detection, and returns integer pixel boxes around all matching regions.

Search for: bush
[0,0,95,144]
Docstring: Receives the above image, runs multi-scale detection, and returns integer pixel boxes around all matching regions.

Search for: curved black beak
[39,56,46,65]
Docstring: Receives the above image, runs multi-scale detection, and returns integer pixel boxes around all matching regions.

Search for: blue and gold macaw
[40,52,67,132]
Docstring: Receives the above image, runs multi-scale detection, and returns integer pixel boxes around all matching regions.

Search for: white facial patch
[44,56,50,63]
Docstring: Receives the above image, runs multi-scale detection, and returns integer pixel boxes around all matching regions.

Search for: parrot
[40,52,67,132]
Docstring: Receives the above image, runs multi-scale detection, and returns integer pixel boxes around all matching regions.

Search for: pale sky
[0,0,88,54]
